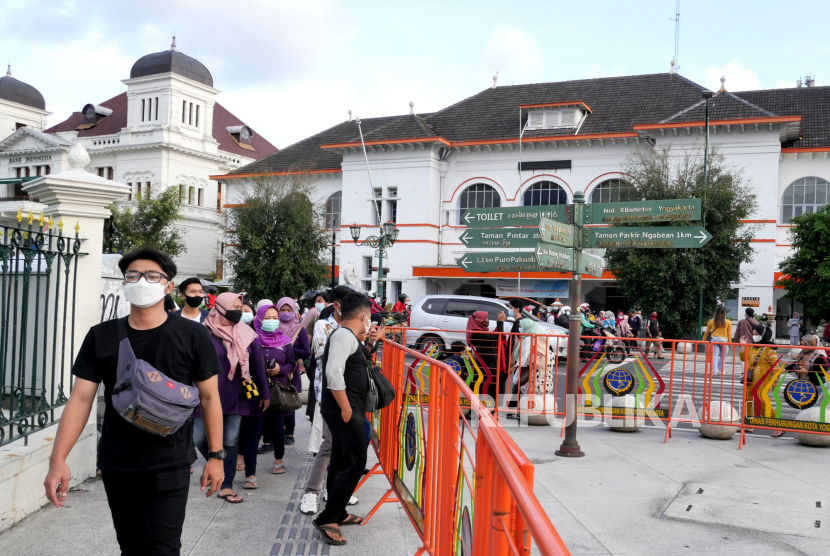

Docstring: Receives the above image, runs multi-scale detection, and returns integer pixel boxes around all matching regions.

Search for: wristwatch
[207,449,226,460]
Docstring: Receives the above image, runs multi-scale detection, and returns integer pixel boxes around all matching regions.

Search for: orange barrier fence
[365,337,571,556]
[703,340,830,446]
[386,327,830,446]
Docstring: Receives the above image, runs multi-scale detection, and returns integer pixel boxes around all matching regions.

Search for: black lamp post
[697,89,713,340]
[350,221,399,302]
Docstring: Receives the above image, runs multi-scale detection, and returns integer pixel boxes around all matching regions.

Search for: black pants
[238,415,264,477]
[305,359,317,418]
[317,411,367,525]
[285,412,296,437]
[101,466,190,556]
[263,413,286,459]
[627,331,639,352]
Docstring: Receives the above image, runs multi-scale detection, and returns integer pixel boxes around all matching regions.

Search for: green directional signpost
[534,243,574,271]
[461,205,572,228]
[456,252,543,272]
[586,198,701,224]
[584,226,712,249]
[458,228,540,249]
[538,217,575,247]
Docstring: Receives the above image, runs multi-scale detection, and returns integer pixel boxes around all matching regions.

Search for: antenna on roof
[491,71,499,89]
[5,63,10,78]
[409,101,414,115]
[670,0,680,72]
[171,33,177,51]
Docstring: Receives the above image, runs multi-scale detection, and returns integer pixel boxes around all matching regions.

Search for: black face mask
[185,295,204,308]
[217,304,242,324]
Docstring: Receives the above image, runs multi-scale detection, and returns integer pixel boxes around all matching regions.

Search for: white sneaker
[321,491,359,505]
[299,493,318,515]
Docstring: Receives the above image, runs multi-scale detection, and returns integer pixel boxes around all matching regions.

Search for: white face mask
[362,313,371,334]
[315,302,326,312]
[752,335,762,343]
[123,279,167,309]
[240,312,254,324]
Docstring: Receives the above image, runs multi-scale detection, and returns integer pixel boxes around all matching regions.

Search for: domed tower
[0,65,50,142]
[122,37,219,150]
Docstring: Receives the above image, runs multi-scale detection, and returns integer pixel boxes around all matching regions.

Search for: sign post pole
[556,191,585,458]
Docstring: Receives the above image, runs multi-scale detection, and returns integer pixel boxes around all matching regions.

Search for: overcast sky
[1,0,828,149]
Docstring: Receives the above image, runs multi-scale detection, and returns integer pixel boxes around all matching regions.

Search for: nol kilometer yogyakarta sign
[586,199,701,224]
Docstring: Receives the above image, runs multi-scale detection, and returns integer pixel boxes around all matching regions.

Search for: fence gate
[0,212,82,446]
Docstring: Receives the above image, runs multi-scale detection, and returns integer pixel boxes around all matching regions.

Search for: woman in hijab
[616,311,633,355]
[466,311,502,401]
[194,292,269,503]
[256,298,310,470]
[276,297,310,446]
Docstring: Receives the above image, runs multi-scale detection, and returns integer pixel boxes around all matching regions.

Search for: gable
[0,127,71,153]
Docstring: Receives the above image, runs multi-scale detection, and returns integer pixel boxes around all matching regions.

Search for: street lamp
[697,89,713,340]
[351,221,399,303]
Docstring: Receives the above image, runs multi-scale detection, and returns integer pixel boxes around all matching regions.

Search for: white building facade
[0,40,277,277]
[217,72,829,334]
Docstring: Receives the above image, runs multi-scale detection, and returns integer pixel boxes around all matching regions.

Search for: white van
[407,295,568,358]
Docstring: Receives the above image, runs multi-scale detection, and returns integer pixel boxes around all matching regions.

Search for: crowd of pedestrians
[44,246,382,553]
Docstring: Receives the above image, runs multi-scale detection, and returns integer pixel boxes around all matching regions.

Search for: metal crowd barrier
[365,336,571,556]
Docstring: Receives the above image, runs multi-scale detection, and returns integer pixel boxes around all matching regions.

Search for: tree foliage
[226,175,329,300]
[106,186,186,256]
[778,205,830,322]
[604,147,757,339]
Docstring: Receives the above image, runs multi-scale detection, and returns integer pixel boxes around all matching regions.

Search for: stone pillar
[0,143,130,532]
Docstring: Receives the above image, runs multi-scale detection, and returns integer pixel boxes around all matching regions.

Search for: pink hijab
[276,297,303,341]
[204,292,257,381]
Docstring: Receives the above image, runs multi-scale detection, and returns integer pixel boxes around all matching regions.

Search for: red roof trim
[320,137,450,149]
[518,101,593,113]
[633,115,801,131]
[781,147,830,153]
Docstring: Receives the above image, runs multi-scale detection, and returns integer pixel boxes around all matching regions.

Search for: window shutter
[561,109,576,126]
[544,110,560,127]
[529,111,543,128]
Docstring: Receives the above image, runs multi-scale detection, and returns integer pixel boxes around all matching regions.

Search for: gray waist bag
[111,317,200,436]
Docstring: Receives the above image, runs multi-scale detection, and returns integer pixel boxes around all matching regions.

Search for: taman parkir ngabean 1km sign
[584,226,712,248]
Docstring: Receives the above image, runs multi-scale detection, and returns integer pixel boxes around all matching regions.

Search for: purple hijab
[254,304,292,348]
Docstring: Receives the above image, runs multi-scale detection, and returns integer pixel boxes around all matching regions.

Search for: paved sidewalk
[2,412,828,555]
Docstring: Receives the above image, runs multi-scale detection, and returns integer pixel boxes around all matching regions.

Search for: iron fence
[0,210,83,446]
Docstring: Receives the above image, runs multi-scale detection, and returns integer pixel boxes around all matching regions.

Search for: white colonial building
[0,39,277,277]
[216,71,829,335]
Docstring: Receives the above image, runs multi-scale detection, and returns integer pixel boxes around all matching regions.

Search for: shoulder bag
[266,329,305,413]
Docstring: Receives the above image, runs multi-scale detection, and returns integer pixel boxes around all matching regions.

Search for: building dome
[0,67,46,110]
[130,40,213,87]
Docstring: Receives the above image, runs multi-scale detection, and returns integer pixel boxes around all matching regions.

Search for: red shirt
[392,302,407,313]
[206,294,217,309]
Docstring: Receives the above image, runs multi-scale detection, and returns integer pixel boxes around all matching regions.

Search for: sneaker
[257,443,273,454]
[712,371,721,378]
[299,493,318,515]
[285,436,295,446]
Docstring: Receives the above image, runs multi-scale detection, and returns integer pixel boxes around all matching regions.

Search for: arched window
[522,181,567,206]
[325,191,341,228]
[589,178,637,204]
[782,177,829,223]
[458,183,500,223]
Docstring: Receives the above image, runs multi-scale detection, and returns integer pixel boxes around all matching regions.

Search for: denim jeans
[712,338,726,372]
[193,414,242,491]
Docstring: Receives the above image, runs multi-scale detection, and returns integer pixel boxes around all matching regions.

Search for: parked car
[406,295,568,358]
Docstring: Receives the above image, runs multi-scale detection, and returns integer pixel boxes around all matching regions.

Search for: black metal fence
[0,212,83,446]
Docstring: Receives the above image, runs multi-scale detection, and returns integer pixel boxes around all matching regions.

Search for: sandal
[243,477,258,489]
[772,430,786,438]
[217,492,244,504]
[271,463,286,474]
[312,519,346,546]
[339,514,365,526]
[236,463,245,471]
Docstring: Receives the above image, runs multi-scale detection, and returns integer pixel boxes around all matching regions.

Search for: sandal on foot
[236,463,245,471]
[772,430,786,438]
[339,514,365,526]
[271,464,286,474]
[217,492,244,504]
[312,520,346,546]
[243,477,258,489]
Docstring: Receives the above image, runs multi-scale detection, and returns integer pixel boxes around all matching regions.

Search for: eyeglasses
[123,270,169,283]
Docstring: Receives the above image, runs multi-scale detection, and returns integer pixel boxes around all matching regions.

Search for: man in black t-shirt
[313,292,373,546]
[44,246,224,556]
